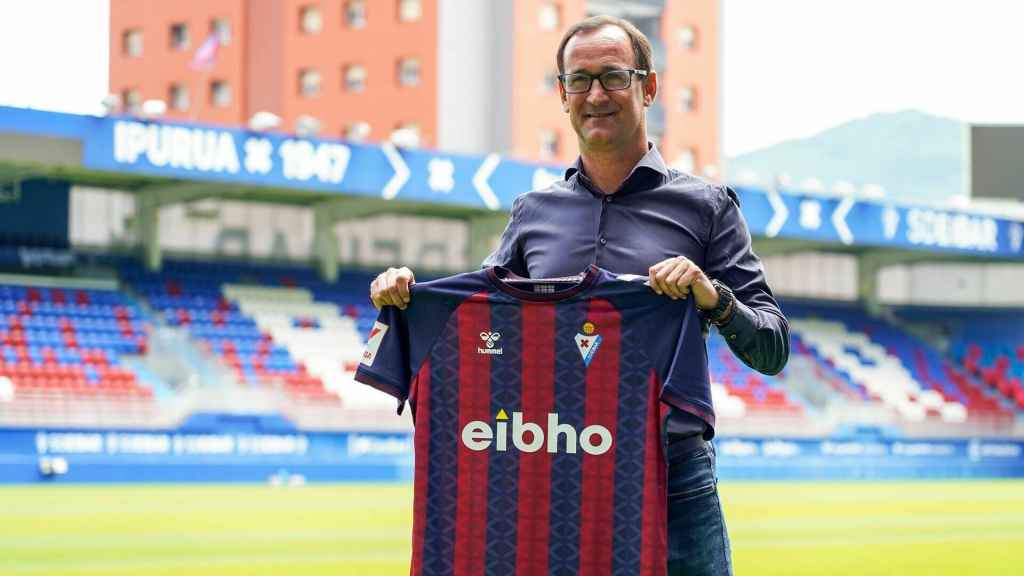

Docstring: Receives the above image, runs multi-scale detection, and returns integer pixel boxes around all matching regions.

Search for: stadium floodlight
[861,183,886,198]
[799,177,825,193]
[248,111,282,132]
[141,99,167,118]
[100,94,122,116]
[390,126,420,148]
[295,115,321,137]
[832,181,856,196]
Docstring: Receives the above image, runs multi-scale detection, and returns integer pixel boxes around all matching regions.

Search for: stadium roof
[1,105,1023,262]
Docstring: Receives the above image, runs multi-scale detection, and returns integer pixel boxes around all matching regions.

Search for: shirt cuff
[716,299,758,349]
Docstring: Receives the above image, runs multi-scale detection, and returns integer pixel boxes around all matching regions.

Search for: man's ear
[558,82,569,113]
[643,70,658,107]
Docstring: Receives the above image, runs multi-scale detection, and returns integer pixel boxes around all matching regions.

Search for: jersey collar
[486,264,599,302]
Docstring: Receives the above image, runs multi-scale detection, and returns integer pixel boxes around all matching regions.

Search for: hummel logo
[477,331,503,355]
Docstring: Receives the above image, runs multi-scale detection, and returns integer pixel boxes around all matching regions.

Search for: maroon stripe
[410,359,431,576]
[578,299,620,576]
[454,293,491,576]
[640,370,668,576]
[515,303,556,575]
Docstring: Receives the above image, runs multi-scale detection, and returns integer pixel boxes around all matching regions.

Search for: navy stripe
[422,312,461,576]
[610,305,650,574]
[547,300,588,575]
[484,297,522,575]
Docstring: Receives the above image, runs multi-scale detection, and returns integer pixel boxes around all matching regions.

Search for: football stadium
[2,1,1024,575]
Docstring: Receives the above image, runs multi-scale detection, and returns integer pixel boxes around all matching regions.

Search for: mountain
[727,110,963,203]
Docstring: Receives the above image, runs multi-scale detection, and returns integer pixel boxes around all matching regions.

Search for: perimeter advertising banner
[2,428,1022,483]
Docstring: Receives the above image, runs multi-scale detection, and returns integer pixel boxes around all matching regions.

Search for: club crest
[574,321,602,367]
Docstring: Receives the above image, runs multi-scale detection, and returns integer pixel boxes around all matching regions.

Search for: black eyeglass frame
[557,68,650,94]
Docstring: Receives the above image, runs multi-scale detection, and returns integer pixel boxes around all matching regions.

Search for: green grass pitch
[1,481,1022,575]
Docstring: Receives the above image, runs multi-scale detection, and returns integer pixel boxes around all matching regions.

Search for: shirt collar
[563,142,670,182]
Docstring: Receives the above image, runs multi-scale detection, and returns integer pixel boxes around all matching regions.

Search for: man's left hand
[648,256,719,309]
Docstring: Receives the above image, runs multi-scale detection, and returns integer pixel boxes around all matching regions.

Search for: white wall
[761,251,859,301]
[157,200,314,261]
[69,186,137,248]
[335,214,468,271]
[878,262,1024,306]
[70,187,470,270]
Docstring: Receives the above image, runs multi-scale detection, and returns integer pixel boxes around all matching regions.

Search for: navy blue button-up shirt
[483,145,789,438]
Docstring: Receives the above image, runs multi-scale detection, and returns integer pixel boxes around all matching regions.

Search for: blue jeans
[667,439,733,576]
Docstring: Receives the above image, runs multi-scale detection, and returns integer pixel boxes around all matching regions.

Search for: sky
[1,0,1022,156]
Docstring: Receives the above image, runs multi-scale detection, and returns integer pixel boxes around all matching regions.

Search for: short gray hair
[556,15,654,74]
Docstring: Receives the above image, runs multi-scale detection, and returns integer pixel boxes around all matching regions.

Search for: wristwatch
[705,279,735,326]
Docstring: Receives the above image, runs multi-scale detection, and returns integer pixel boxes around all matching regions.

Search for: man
[370,15,789,576]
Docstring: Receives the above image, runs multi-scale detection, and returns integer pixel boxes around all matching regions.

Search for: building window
[296,115,321,136]
[678,26,696,50]
[398,0,421,22]
[680,86,696,112]
[122,88,142,114]
[122,29,143,57]
[169,84,189,111]
[344,64,367,92]
[211,18,231,45]
[398,58,420,87]
[210,80,231,107]
[345,122,371,142]
[170,23,190,50]
[539,2,560,31]
[299,69,321,97]
[300,5,322,34]
[345,0,367,28]
[391,123,420,148]
[540,129,559,159]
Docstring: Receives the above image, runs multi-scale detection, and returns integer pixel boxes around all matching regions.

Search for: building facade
[110,0,719,175]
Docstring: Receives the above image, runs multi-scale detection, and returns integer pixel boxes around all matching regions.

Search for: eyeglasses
[558,69,649,94]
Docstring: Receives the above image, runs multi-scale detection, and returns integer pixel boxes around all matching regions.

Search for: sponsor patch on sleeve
[361,321,389,367]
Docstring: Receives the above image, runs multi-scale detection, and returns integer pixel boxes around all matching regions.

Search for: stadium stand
[707,330,805,419]
[118,259,393,410]
[0,278,156,426]
[0,257,1017,439]
[893,308,1024,412]
[787,301,1017,434]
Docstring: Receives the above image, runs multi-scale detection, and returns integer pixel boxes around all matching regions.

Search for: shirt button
[599,237,607,245]
[729,334,737,341]
[605,195,613,203]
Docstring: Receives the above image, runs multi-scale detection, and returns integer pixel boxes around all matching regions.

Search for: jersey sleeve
[652,298,713,423]
[353,304,414,413]
[353,275,481,415]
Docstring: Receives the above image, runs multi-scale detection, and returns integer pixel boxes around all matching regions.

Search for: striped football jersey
[355,265,710,576]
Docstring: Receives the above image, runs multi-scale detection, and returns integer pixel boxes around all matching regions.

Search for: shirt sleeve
[353,304,413,413]
[481,195,527,275]
[705,185,790,375]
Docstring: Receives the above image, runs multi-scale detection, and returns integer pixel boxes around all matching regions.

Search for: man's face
[559,26,656,154]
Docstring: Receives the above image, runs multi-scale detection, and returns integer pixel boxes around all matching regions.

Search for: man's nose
[585,81,610,104]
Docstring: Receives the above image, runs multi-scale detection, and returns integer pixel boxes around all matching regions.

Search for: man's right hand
[370,267,416,310]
